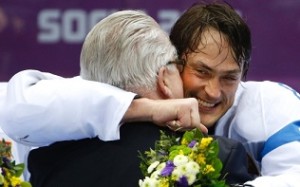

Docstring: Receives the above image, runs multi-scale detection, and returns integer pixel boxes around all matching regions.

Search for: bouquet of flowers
[0,139,32,187]
[138,129,227,187]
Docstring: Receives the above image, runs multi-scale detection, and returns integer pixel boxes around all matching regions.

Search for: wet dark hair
[169,1,251,78]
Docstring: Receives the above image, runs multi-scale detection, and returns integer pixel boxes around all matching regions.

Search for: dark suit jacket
[28,122,258,187]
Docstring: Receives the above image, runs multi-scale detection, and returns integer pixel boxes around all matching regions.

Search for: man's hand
[123,98,208,134]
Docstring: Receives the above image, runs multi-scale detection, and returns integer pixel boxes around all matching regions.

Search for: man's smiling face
[181,28,242,128]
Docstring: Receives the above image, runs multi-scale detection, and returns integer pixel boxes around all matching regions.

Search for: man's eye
[223,76,238,81]
[197,69,209,75]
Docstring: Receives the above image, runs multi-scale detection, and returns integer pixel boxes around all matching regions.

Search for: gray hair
[80,10,177,93]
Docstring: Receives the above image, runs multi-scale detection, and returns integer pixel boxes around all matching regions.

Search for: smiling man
[180,28,243,128]
[169,2,300,187]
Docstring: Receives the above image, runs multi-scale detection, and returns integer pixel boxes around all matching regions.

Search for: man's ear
[157,66,173,99]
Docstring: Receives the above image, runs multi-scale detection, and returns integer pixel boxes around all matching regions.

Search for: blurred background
[0,0,299,91]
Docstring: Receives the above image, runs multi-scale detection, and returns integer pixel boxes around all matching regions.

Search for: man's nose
[204,78,222,99]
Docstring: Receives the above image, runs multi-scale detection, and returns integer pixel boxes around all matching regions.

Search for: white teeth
[198,99,215,107]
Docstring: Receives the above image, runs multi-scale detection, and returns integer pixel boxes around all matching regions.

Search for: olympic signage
[0,0,299,91]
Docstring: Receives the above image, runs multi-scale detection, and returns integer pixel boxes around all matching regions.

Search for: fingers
[189,101,208,133]
[199,123,208,134]
[167,122,207,133]
[166,120,206,134]
[149,98,208,133]
[166,120,184,131]
[176,98,208,134]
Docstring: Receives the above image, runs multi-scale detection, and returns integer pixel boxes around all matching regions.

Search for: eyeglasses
[167,59,186,73]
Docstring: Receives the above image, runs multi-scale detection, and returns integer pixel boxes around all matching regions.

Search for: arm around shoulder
[0,70,136,146]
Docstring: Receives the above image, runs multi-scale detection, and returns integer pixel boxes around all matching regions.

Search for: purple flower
[160,161,175,176]
[188,140,197,148]
[176,176,189,187]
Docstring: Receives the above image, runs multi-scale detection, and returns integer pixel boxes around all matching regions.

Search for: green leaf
[21,181,32,187]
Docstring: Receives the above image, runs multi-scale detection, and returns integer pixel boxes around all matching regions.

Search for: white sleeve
[217,81,300,187]
[237,81,300,187]
[245,142,300,187]
[0,70,136,147]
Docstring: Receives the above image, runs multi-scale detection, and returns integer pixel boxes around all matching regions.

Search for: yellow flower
[3,180,9,187]
[181,138,188,145]
[202,165,215,174]
[179,150,184,155]
[3,168,11,177]
[0,138,32,187]
[188,151,195,160]
[0,174,4,184]
[10,176,22,186]
[158,178,169,187]
[199,137,213,149]
[196,153,206,165]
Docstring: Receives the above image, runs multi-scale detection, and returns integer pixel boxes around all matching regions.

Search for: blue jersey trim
[260,120,300,160]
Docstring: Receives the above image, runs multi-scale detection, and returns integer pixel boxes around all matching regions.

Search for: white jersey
[0,70,136,147]
[215,81,300,187]
[0,70,136,180]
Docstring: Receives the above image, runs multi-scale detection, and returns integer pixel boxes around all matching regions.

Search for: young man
[169,2,300,187]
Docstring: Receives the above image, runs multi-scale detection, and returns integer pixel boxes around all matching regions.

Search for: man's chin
[200,116,218,129]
